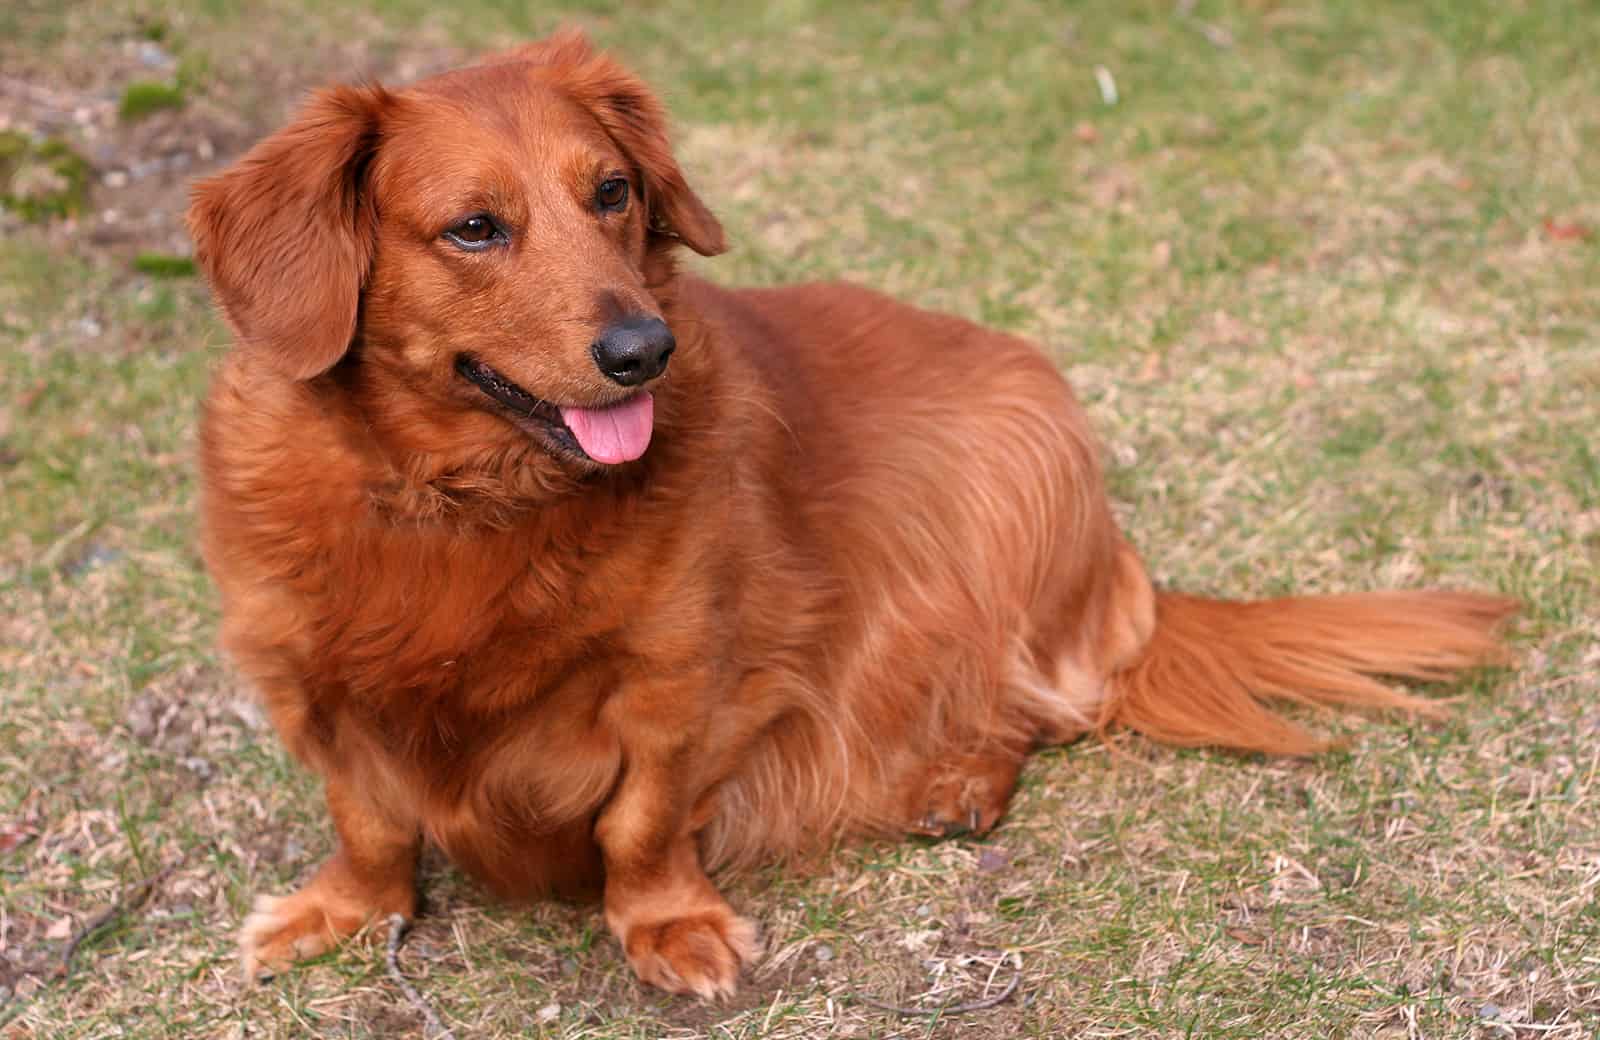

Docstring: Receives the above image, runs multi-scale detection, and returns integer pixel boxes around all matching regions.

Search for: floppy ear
[187,84,387,380]
[510,29,727,257]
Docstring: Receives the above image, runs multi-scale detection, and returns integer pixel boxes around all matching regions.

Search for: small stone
[103,170,128,189]
[916,903,933,918]
[814,943,834,963]
[977,847,1011,873]
[136,42,174,68]
[127,695,163,741]
[228,699,267,732]
[68,543,122,576]
[559,956,579,976]
[1478,1004,1501,1020]
[10,164,69,202]
[536,1002,560,1023]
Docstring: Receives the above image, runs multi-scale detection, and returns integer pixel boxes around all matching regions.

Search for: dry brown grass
[2,1,1597,1037]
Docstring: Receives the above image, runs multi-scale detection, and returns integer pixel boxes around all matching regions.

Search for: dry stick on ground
[56,859,183,979]
[385,913,458,1040]
[0,850,193,1030]
[0,75,83,110]
[853,952,1024,1018]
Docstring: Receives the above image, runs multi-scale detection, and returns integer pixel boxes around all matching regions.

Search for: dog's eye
[443,215,502,250]
[596,178,629,212]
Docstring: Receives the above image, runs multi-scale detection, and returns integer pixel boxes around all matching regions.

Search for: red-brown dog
[188,30,1513,999]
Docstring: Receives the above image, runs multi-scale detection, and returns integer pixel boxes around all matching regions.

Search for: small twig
[1173,0,1235,48]
[1093,65,1119,106]
[56,861,180,979]
[385,914,457,1040]
[0,844,204,1030]
[854,952,1023,1018]
[0,74,86,111]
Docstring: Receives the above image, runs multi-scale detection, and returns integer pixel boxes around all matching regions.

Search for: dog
[187,30,1514,1000]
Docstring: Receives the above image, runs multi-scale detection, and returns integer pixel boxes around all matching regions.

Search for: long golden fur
[188,31,1515,1000]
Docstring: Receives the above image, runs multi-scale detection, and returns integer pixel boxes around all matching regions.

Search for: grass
[117,81,186,121]
[0,133,92,223]
[2,0,1598,1037]
[131,253,198,279]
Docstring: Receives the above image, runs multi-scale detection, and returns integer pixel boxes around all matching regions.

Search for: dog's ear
[478,25,596,69]
[187,84,387,380]
[514,29,727,257]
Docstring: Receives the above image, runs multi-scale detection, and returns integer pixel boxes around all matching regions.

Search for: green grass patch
[132,253,197,278]
[0,131,91,222]
[118,80,185,121]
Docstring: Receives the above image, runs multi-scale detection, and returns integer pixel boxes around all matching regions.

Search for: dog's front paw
[239,882,409,982]
[620,908,761,1000]
[241,892,341,980]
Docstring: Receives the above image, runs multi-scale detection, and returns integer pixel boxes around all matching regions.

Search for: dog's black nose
[591,316,675,387]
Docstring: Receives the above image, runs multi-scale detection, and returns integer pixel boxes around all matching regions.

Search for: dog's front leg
[240,771,420,980]
[596,675,759,1000]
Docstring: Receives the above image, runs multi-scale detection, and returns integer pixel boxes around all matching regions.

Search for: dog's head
[188,29,724,471]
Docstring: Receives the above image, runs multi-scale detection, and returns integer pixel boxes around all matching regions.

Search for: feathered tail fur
[1099,590,1518,755]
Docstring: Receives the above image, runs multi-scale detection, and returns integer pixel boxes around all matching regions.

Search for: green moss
[131,253,197,279]
[118,81,185,122]
[0,129,30,190]
[0,132,92,223]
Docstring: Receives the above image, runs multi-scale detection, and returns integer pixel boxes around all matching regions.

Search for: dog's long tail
[1098,590,1517,755]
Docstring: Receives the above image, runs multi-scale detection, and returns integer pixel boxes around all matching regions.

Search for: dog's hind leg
[906,745,1025,838]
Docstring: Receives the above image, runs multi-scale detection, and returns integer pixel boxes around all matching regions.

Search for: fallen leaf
[18,380,47,412]
[0,823,37,854]
[46,916,74,940]
[1089,167,1135,209]
[1543,218,1592,242]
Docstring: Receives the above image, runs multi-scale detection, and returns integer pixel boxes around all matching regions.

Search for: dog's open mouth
[454,355,654,465]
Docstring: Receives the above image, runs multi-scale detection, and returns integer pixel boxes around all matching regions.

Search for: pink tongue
[558,392,654,464]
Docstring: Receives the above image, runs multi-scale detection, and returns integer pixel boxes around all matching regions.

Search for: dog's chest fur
[202,374,743,894]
